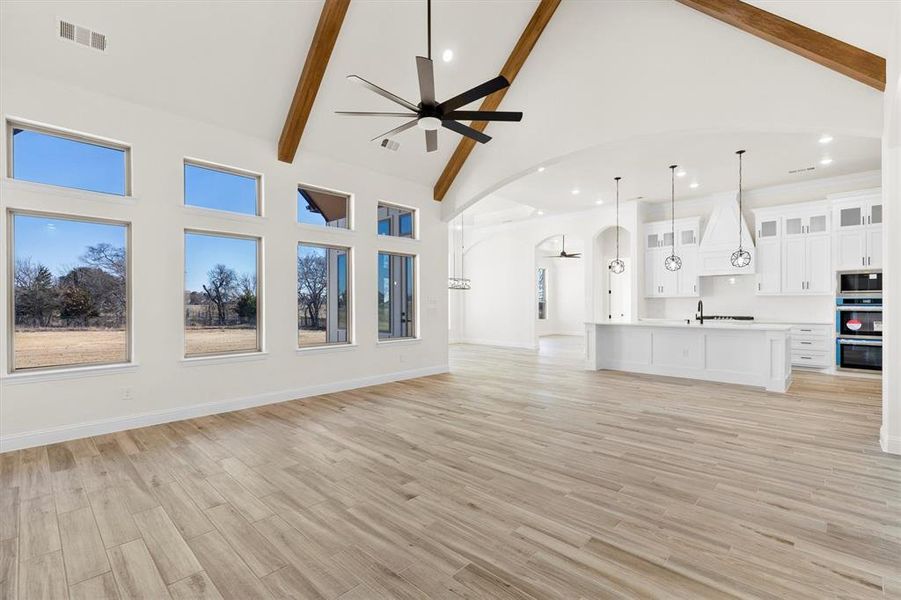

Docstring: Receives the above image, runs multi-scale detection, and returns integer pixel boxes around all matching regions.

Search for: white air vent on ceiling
[58,19,107,52]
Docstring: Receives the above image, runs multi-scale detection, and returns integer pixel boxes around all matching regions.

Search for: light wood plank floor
[1,342,898,599]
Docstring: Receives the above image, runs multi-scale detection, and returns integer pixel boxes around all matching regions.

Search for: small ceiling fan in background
[336,0,523,152]
[547,235,581,259]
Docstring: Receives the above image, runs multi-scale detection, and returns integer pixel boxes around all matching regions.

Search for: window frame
[7,208,133,374]
[6,119,133,196]
[183,158,263,217]
[376,251,418,341]
[376,201,417,240]
[183,228,264,359]
[537,267,548,320]
[296,182,353,231]
[296,242,353,349]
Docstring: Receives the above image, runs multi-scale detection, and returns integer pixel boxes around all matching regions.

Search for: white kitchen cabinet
[831,190,882,271]
[756,238,781,294]
[806,235,831,293]
[643,218,700,298]
[678,246,699,296]
[782,234,830,294]
[782,238,806,293]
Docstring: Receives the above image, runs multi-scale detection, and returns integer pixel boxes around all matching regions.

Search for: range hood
[698,193,756,276]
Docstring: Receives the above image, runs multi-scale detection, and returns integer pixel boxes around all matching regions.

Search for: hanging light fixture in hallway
[730,149,752,268]
[448,215,471,290]
[664,165,682,272]
[608,176,625,274]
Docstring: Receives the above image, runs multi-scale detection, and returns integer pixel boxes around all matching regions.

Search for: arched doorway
[594,226,632,322]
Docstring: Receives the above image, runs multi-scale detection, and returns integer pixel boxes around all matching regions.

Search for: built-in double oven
[836,271,882,371]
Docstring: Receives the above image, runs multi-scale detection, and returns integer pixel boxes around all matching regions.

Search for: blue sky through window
[185,233,257,292]
[12,128,127,195]
[14,215,126,276]
[184,163,258,215]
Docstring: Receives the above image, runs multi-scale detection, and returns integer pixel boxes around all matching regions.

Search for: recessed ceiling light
[818,134,833,144]
[536,209,545,215]
[537,166,545,172]
[820,157,833,165]
[676,169,687,178]
[689,182,699,189]
[571,189,580,195]
[595,199,604,205]
[442,49,453,63]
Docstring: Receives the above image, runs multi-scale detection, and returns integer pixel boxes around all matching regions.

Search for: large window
[184,232,260,356]
[9,123,129,195]
[298,185,349,228]
[378,252,415,339]
[184,161,260,216]
[537,268,547,319]
[10,212,129,371]
[297,244,350,347]
[377,203,415,238]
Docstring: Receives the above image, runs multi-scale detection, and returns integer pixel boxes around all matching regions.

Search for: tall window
[11,212,129,371]
[298,185,349,228]
[297,244,350,347]
[9,123,129,195]
[184,161,260,216]
[378,253,415,339]
[537,268,547,319]
[377,203,415,238]
[184,232,260,356]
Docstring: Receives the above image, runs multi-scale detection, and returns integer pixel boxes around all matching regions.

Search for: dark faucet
[696,300,704,325]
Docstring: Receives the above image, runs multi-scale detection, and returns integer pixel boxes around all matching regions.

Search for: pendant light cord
[614,177,621,258]
[461,214,465,279]
[452,218,457,280]
[737,150,745,251]
[669,165,677,255]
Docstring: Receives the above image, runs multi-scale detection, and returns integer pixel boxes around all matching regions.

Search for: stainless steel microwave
[838,271,882,294]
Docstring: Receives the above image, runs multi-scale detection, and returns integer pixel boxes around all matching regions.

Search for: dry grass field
[298,329,327,346]
[185,327,258,356]
[14,329,127,370]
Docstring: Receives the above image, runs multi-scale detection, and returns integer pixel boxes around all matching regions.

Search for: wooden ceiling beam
[433,0,561,202]
[278,0,351,163]
[677,0,885,92]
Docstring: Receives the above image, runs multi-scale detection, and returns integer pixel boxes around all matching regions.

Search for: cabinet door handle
[868,256,871,266]
[758,283,761,291]
[862,256,866,266]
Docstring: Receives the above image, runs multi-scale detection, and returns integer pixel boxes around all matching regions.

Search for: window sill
[377,234,420,243]
[1,177,137,205]
[295,222,355,236]
[296,343,358,355]
[1,362,140,385]
[182,205,266,224]
[376,337,422,347]
[181,351,268,366]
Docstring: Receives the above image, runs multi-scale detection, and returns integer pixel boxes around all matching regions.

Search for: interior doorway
[595,226,632,322]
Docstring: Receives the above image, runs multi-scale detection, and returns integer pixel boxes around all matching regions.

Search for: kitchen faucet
[696,300,704,325]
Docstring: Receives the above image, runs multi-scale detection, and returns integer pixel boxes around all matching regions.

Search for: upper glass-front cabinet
[838,205,864,229]
[758,218,779,238]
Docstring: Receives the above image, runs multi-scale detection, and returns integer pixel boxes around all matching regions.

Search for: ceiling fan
[547,235,581,259]
[336,0,523,152]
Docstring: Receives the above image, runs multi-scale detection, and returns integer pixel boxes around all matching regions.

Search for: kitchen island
[585,320,792,392]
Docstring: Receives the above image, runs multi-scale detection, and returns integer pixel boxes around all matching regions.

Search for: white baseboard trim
[455,338,538,350]
[880,425,901,455]
[0,364,449,453]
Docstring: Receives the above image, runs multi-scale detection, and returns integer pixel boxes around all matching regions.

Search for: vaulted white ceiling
[1,0,892,214]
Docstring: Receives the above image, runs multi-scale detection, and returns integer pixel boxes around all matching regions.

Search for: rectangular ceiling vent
[58,19,107,52]
[788,166,816,174]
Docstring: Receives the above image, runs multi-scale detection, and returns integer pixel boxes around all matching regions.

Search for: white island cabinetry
[585,321,792,392]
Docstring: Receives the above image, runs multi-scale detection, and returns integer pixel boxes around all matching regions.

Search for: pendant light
[448,215,471,290]
[664,165,682,272]
[608,176,625,274]
[730,150,752,268]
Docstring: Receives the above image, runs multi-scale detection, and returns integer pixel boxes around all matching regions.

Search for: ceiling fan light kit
[336,0,523,153]
[608,176,625,274]
[730,149,752,268]
[665,165,682,272]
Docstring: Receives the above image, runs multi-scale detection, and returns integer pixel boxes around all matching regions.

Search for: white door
[678,246,699,297]
[867,227,882,269]
[659,254,679,297]
[756,238,781,294]
[836,230,867,270]
[805,235,831,294]
[607,259,629,320]
[782,238,806,294]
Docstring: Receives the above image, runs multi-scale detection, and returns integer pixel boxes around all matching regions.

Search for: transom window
[184,160,260,216]
[377,203,415,238]
[297,244,351,347]
[10,212,130,371]
[378,252,415,339]
[298,185,350,228]
[8,123,129,195]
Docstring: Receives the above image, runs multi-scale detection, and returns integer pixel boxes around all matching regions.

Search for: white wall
[0,69,449,451]
[534,256,584,338]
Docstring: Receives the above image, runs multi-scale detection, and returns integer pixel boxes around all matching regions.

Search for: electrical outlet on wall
[121,386,134,401]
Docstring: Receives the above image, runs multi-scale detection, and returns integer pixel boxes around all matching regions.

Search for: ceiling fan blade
[437,76,510,113]
[336,111,417,117]
[442,120,491,144]
[416,56,436,105]
[425,129,438,153]
[444,110,523,122]
[369,119,418,142]
[347,75,420,113]
[568,253,582,258]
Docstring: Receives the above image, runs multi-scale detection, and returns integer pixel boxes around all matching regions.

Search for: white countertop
[587,319,792,332]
